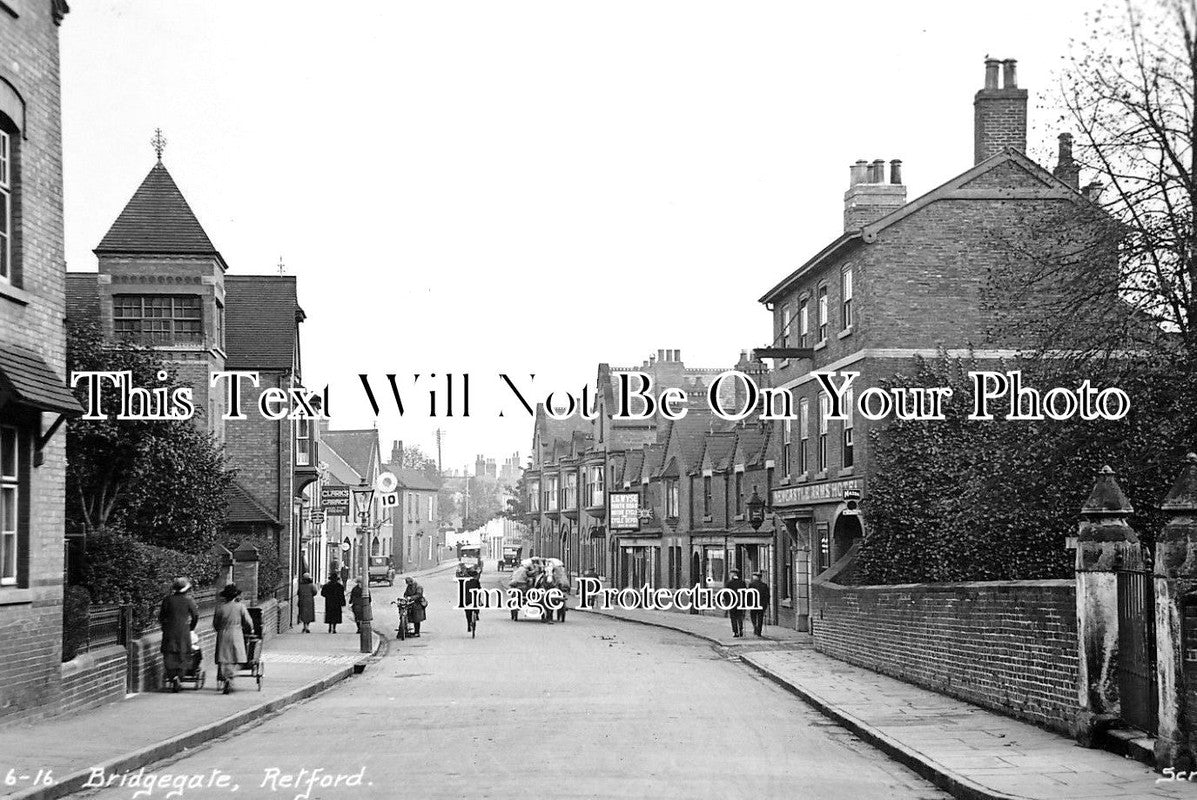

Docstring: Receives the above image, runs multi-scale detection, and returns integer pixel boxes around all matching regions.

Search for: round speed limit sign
[340,541,351,552]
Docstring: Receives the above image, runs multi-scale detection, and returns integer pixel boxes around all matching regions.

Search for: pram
[174,631,206,691]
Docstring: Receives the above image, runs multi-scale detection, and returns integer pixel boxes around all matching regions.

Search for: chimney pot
[849,160,868,186]
[984,58,1000,90]
[657,349,665,362]
[889,159,903,185]
[870,159,885,182]
[1002,59,1018,89]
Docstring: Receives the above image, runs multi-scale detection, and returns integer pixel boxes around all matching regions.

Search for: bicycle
[392,597,414,640]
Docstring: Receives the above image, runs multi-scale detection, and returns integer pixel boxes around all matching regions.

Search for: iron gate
[1116,567,1158,735]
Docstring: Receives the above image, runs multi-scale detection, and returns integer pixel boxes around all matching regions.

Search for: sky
[59,0,1106,474]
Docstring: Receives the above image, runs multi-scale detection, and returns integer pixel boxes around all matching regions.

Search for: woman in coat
[321,574,346,633]
[213,583,254,694]
[159,576,199,692]
[403,577,426,637]
[297,573,317,633]
[349,581,366,633]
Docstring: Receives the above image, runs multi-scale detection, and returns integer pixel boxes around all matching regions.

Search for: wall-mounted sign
[771,478,862,509]
[321,486,351,516]
[609,492,641,531]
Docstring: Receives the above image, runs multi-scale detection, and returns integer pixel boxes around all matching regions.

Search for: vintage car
[456,545,484,576]
[498,546,523,571]
[368,556,396,586]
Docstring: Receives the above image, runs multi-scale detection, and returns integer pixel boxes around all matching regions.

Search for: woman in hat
[213,583,254,694]
[297,572,317,633]
[320,573,345,633]
[159,577,199,692]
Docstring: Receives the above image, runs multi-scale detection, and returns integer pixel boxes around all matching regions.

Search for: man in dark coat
[748,571,770,637]
[159,577,200,692]
[725,569,747,638]
[403,577,426,636]
[462,568,482,633]
[321,574,346,633]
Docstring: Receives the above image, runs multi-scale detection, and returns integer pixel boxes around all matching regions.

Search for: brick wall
[812,578,1079,734]
[128,598,282,692]
[0,0,67,725]
[60,645,128,714]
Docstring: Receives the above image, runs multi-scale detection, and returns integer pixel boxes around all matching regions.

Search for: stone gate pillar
[1075,465,1143,745]
[232,540,260,605]
[1155,453,1197,771]
[211,544,233,590]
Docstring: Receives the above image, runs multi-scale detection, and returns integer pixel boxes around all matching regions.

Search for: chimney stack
[974,56,1028,164]
[844,158,907,232]
[392,440,404,465]
[1052,133,1080,189]
[1084,179,1105,203]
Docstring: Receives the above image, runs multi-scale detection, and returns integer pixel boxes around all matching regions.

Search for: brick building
[759,58,1113,631]
[318,425,381,577]
[524,349,736,581]
[66,153,317,620]
[0,0,78,723]
[383,441,442,572]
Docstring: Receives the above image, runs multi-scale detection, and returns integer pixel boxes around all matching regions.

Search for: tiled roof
[622,450,644,485]
[96,162,223,260]
[320,428,379,479]
[224,275,304,371]
[0,343,84,416]
[225,480,280,525]
[381,465,440,492]
[703,432,737,472]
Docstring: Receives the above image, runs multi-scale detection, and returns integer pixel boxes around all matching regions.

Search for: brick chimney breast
[844,158,907,232]
[974,56,1028,164]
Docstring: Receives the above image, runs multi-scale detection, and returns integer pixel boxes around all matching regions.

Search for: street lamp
[351,478,375,654]
[747,487,766,531]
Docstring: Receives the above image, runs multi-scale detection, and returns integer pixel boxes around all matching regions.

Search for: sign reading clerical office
[320,486,351,516]
[609,492,641,531]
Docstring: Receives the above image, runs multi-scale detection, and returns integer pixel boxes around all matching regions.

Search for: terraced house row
[523,57,1122,632]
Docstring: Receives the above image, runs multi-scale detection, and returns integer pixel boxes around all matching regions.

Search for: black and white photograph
[3,1,1197,798]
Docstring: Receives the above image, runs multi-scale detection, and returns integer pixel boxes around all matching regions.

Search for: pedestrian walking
[159,576,199,692]
[726,569,747,638]
[462,568,481,633]
[748,571,770,637]
[212,583,254,694]
[297,572,317,633]
[339,563,350,585]
[349,580,367,634]
[403,577,426,637]
[321,574,346,633]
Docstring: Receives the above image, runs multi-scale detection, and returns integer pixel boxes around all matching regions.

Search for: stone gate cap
[232,541,260,562]
[1081,465,1134,516]
[1162,453,1197,513]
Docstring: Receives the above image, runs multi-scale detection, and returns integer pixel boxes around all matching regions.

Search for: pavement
[583,604,1191,800]
[68,564,954,800]
[0,621,383,800]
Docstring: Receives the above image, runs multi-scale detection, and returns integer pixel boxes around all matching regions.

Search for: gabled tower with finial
[91,130,229,436]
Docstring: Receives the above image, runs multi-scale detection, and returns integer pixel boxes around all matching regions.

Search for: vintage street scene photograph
[4,0,1197,798]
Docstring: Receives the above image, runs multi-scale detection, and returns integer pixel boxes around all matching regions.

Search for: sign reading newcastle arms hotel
[771,478,863,508]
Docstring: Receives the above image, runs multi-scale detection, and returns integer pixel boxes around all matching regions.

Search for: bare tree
[1058,0,1197,361]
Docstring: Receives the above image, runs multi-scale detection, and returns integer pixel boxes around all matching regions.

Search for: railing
[64,602,133,661]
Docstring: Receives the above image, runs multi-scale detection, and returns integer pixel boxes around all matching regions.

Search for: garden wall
[812,577,1079,734]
